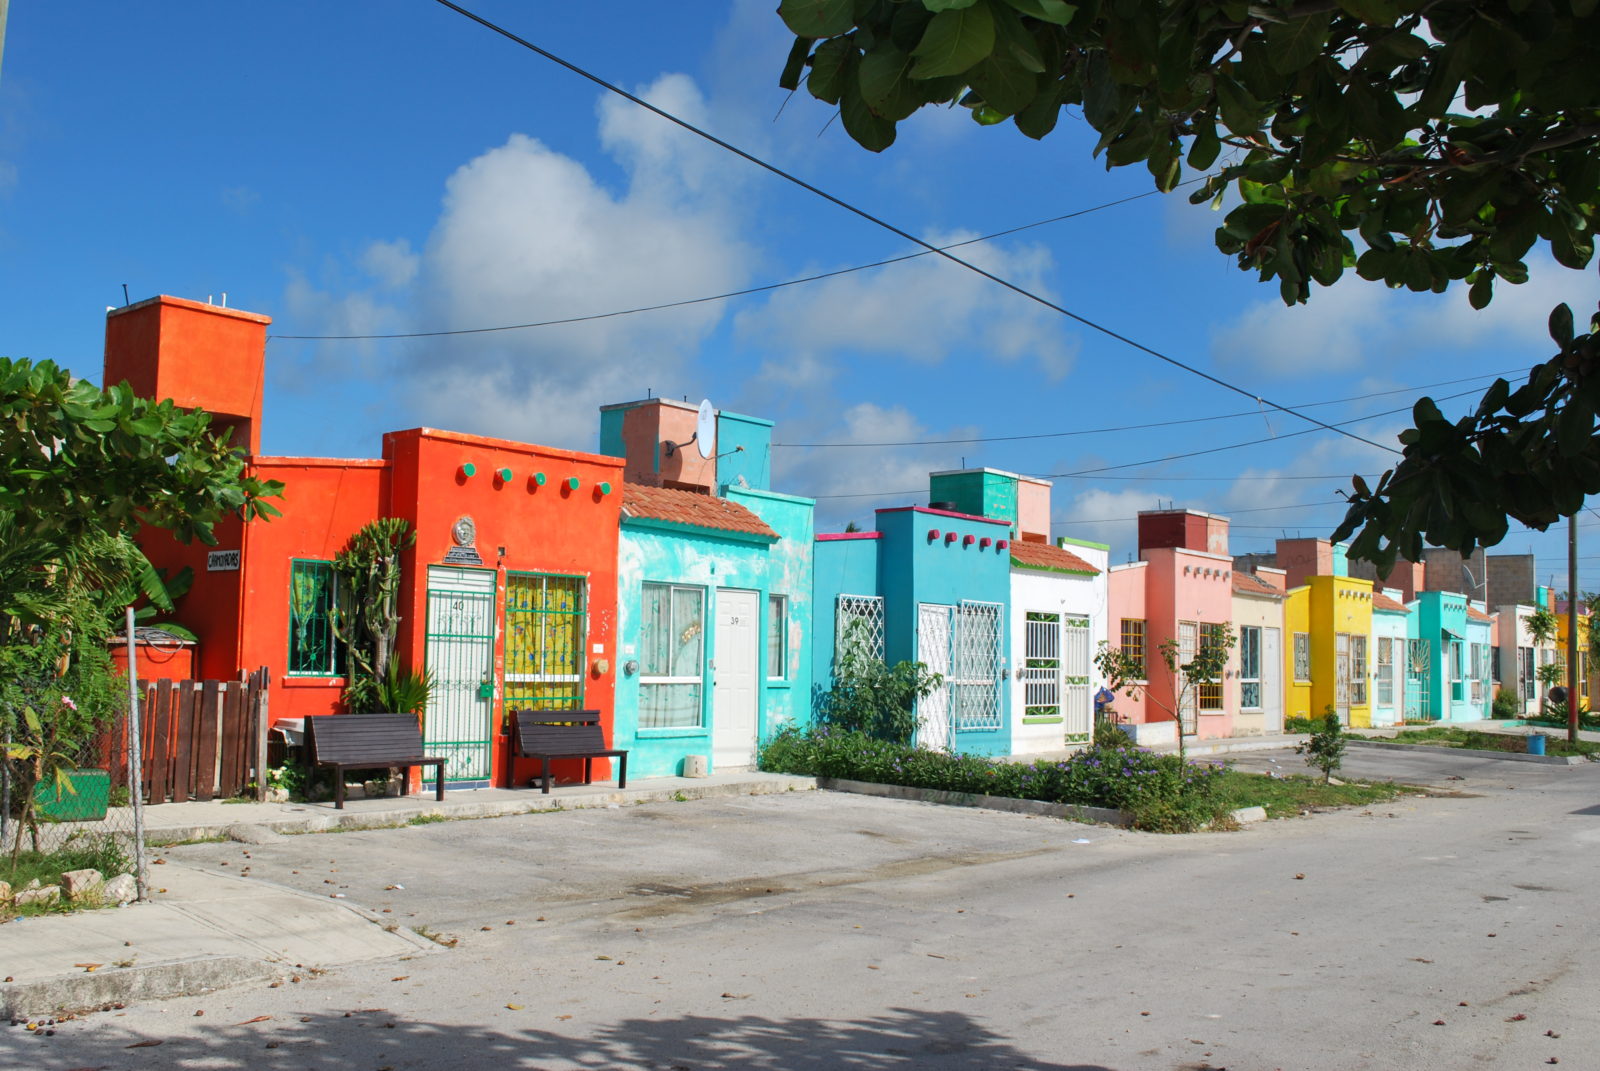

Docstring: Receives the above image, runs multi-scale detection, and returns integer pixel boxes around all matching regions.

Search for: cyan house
[1369,590,1411,726]
[1407,591,1491,722]
[603,399,813,776]
[813,482,1013,756]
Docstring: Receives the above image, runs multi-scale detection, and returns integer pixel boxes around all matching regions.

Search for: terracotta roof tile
[1232,571,1282,598]
[1009,542,1099,575]
[1372,592,1410,614]
[1466,605,1493,622]
[621,482,778,540]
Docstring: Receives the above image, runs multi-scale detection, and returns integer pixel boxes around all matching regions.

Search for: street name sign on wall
[207,549,241,571]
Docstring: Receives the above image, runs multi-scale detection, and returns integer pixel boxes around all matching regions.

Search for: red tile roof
[1232,571,1282,598]
[1009,541,1099,575]
[1466,605,1493,622]
[621,483,778,540]
[1372,592,1410,614]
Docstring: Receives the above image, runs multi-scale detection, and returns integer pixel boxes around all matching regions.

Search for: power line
[269,188,1184,342]
[427,0,1401,457]
[776,370,1515,449]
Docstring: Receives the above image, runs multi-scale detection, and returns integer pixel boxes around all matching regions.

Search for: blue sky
[2,1,1594,588]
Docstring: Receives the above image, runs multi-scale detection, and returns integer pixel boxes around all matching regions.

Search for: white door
[1335,632,1351,724]
[918,603,953,751]
[712,589,760,770]
[1262,627,1282,734]
[1062,615,1092,740]
[1178,621,1198,735]
[423,566,497,783]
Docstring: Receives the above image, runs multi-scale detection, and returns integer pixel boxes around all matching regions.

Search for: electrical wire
[426,0,1401,457]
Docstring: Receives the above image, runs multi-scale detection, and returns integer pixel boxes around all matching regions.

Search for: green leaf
[924,0,981,9]
[808,37,853,103]
[1188,122,1221,171]
[1550,303,1575,346]
[1266,12,1332,75]
[910,2,996,78]
[966,53,1038,114]
[1337,0,1401,25]
[1558,395,1593,458]
[1013,76,1065,138]
[778,0,856,38]
[779,37,813,91]
[1468,273,1494,310]
[1213,74,1259,137]
[1002,0,1077,23]
[840,70,898,151]
[859,42,921,119]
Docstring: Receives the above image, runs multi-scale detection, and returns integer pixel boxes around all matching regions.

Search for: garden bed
[1353,726,1598,760]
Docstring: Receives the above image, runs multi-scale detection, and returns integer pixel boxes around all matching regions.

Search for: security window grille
[1469,642,1487,704]
[767,595,788,680]
[1198,623,1225,711]
[1293,632,1312,682]
[952,601,1003,731]
[1119,618,1146,677]
[1377,637,1394,706]
[1351,634,1369,706]
[1024,611,1061,718]
[836,594,885,668]
[1238,626,1262,710]
[1178,622,1199,731]
[1519,646,1535,700]
[1450,640,1465,702]
[1063,615,1092,739]
[288,560,344,676]
[504,572,586,711]
[640,583,705,729]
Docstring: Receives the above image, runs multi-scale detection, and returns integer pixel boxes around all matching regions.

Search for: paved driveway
[15,753,1600,1071]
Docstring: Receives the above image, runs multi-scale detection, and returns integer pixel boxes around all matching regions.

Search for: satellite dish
[695,399,716,460]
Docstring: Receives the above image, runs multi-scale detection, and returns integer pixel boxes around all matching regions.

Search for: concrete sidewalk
[1,771,817,1018]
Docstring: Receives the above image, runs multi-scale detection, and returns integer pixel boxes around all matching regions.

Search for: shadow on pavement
[23,1006,1122,1070]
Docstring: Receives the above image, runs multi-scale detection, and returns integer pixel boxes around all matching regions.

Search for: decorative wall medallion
[452,515,477,547]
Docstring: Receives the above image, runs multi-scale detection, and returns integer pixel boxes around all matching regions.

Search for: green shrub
[758,726,1229,832]
[1491,690,1519,719]
[1094,719,1134,749]
[817,657,941,744]
[1297,710,1346,783]
[1283,715,1318,734]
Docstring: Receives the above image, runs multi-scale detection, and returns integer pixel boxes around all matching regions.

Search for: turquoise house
[602,399,813,776]
[1407,591,1491,722]
[813,486,1013,756]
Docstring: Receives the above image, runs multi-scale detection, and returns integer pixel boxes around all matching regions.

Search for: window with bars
[639,583,705,729]
[288,560,344,676]
[1293,632,1312,682]
[1238,625,1262,710]
[1351,634,1368,706]
[1450,639,1466,702]
[504,572,586,711]
[836,594,885,669]
[1377,636,1394,706]
[1520,646,1535,700]
[1024,611,1061,718]
[1198,623,1225,710]
[1119,618,1146,677]
[952,600,1003,731]
[767,595,787,680]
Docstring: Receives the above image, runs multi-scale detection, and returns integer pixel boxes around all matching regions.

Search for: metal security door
[917,603,953,751]
[504,572,586,711]
[1178,622,1198,735]
[1062,614,1092,741]
[1334,633,1351,725]
[1262,628,1282,733]
[423,566,497,783]
[712,589,760,770]
[1405,639,1433,721]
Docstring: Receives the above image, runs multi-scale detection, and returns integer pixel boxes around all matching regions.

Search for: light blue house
[1407,591,1492,722]
[813,491,1013,756]
[601,399,813,775]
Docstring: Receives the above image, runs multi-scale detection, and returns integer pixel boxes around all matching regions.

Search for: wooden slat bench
[304,713,447,810]
[510,709,628,794]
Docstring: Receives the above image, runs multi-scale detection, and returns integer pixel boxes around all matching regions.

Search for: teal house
[602,399,813,776]
[1407,591,1493,722]
[813,475,1013,756]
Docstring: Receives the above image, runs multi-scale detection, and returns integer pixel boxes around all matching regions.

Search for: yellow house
[1283,576,1376,727]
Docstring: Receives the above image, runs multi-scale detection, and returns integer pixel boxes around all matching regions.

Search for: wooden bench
[304,713,447,810]
[510,709,627,794]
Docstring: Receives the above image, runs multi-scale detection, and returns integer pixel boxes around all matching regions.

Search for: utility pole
[1568,512,1580,745]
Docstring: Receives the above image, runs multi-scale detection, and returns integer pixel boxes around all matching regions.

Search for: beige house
[1230,568,1286,735]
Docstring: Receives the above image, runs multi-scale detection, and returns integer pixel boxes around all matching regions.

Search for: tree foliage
[330,517,416,712]
[1094,626,1236,757]
[775,1,1600,566]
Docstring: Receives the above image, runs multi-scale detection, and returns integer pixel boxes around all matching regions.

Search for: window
[952,601,1003,730]
[1198,623,1226,711]
[639,583,705,729]
[1024,612,1062,718]
[1119,618,1146,677]
[288,560,344,676]
[1520,646,1535,700]
[1351,634,1368,706]
[767,595,788,680]
[1238,626,1262,710]
[1293,632,1311,682]
[1377,637,1394,706]
[836,594,885,668]
[504,572,586,710]
[1450,639,1465,702]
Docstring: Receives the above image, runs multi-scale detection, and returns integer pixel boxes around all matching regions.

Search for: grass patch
[1363,726,1600,758]
[1282,716,1318,734]
[0,837,131,918]
[148,833,229,847]
[1213,770,1421,819]
[407,812,450,825]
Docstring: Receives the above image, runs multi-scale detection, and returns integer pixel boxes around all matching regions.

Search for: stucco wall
[1229,592,1284,736]
[1009,559,1107,757]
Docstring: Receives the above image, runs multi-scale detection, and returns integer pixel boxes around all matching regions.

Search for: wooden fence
[111,668,271,804]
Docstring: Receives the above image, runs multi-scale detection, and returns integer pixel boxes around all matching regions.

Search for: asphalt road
[10,749,1599,1071]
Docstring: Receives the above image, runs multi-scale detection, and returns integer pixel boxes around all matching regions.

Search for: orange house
[108,296,623,789]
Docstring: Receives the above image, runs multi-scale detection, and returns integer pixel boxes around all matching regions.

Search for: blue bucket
[1527,734,1547,756]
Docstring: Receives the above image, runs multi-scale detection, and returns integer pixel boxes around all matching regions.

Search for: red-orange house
[109,295,622,788]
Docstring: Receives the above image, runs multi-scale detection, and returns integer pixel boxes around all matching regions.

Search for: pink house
[1106,510,1238,745]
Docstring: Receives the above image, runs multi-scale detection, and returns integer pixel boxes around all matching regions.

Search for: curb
[0,955,278,1019]
[1345,739,1586,765]
[145,776,820,845]
[817,777,1130,827]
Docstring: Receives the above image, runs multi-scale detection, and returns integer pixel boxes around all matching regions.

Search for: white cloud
[1211,255,1594,377]
[733,232,1077,380]
[283,74,753,449]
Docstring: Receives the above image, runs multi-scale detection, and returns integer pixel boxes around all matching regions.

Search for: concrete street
[6,748,1599,1071]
